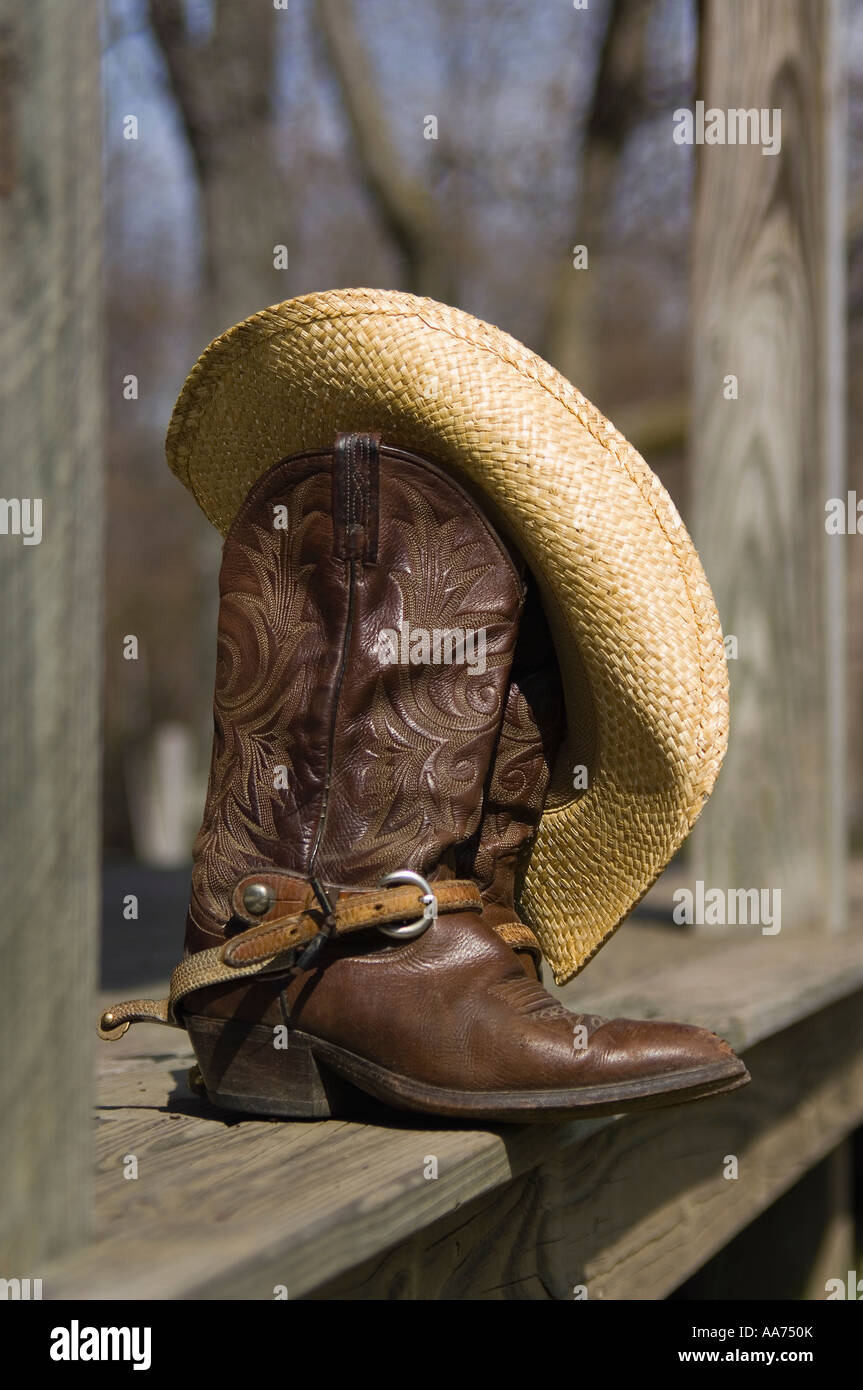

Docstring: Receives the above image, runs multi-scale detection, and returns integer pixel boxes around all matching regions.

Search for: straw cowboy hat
[165,287,728,985]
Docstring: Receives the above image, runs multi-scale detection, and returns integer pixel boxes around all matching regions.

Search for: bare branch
[540,0,653,386]
[315,0,454,301]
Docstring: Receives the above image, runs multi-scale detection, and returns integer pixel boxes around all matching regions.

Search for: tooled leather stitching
[223,446,524,594]
[190,472,332,922]
[192,448,524,926]
[187,899,225,946]
[312,470,524,882]
[307,558,356,877]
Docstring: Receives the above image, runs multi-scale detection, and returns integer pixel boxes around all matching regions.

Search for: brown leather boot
[100,433,748,1121]
[455,576,569,979]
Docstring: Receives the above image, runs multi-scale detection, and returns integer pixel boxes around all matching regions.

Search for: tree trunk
[149,0,289,335]
[541,0,652,393]
[315,0,456,303]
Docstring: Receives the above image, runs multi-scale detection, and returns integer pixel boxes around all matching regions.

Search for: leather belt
[98,878,486,1040]
[223,878,480,966]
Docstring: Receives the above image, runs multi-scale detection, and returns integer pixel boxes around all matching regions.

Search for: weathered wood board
[690,0,846,933]
[40,922,863,1299]
[315,999,863,1300]
[0,0,103,1267]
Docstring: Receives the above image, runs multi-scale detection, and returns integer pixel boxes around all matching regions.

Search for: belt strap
[98,878,483,1041]
[223,879,479,965]
[493,921,544,959]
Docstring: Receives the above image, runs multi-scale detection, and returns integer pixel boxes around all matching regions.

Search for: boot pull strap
[332,432,380,563]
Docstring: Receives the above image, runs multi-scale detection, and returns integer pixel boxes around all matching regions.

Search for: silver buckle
[377,870,438,940]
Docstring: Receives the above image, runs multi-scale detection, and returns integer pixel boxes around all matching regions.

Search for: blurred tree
[98,0,717,854]
[148,0,290,336]
[541,0,654,398]
[315,0,456,302]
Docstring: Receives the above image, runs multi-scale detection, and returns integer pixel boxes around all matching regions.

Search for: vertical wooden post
[691,0,846,932]
[0,2,103,1266]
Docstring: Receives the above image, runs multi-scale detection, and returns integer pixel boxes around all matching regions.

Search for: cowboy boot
[454,582,748,1109]
[456,575,568,980]
[100,433,748,1121]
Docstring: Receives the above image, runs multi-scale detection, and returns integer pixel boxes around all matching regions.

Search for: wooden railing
[3,0,858,1300]
[40,896,863,1299]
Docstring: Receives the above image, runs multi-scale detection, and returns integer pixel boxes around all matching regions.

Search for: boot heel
[184,1014,348,1119]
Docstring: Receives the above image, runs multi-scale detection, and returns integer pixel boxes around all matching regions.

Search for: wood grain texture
[314,993,863,1300]
[43,1043,605,1300]
[674,1141,853,1301]
[690,0,846,933]
[534,989,863,1300]
[0,1,103,1267]
[555,920,863,1053]
[42,924,863,1299]
[314,1170,550,1301]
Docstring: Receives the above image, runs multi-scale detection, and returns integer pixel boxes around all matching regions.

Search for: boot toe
[590,1016,745,1084]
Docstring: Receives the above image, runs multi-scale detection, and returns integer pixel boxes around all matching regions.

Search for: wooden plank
[43,1049,598,1301]
[536,988,863,1300]
[41,924,863,1299]
[797,1142,854,1301]
[820,1,848,932]
[672,1140,854,1300]
[690,0,846,932]
[312,1170,550,1301]
[0,1,103,1267]
[313,991,863,1299]
[555,921,863,1053]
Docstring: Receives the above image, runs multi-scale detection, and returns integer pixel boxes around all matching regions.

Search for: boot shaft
[458,578,567,913]
[191,433,526,933]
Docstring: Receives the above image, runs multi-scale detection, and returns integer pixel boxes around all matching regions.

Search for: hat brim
[166,288,728,984]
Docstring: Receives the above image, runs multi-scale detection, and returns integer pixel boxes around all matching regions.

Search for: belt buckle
[377,869,438,940]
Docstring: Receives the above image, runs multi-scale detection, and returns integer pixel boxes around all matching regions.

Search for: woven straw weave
[166,288,728,984]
